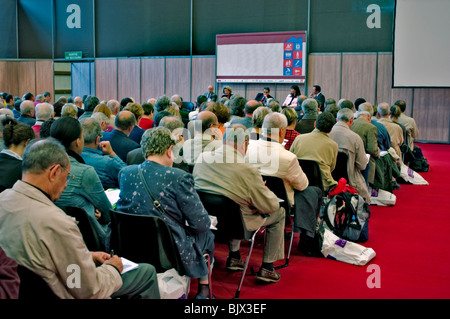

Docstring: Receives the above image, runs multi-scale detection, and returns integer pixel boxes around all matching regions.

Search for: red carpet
[191,143,450,299]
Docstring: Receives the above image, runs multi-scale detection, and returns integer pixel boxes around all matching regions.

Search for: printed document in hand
[121,257,139,274]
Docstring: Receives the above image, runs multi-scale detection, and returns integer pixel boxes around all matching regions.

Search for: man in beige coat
[194,124,285,283]
[0,138,159,299]
[377,102,404,160]
[329,108,371,203]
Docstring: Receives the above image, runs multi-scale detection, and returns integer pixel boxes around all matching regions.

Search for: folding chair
[17,265,59,300]
[332,151,349,182]
[197,190,261,299]
[298,159,324,193]
[109,210,192,298]
[261,175,293,269]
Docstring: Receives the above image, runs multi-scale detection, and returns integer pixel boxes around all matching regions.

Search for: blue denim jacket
[81,147,126,190]
[55,154,112,249]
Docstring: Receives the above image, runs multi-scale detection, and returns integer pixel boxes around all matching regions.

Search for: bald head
[20,100,35,116]
[245,100,262,116]
[115,110,136,133]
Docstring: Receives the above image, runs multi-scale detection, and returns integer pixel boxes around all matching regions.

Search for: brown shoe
[256,267,281,283]
[226,257,245,271]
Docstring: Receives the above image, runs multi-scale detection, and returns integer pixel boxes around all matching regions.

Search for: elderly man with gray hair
[377,102,404,160]
[329,108,370,203]
[116,127,215,299]
[18,100,36,127]
[80,117,126,190]
[194,124,286,283]
[295,98,318,134]
[246,112,323,256]
[32,102,54,138]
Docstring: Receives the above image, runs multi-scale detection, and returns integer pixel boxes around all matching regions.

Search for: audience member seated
[227,95,247,124]
[123,103,145,144]
[377,102,404,160]
[116,127,214,299]
[290,111,338,192]
[32,103,54,138]
[107,99,120,128]
[50,117,113,250]
[0,138,160,299]
[295,98,318,134]
[194,124,285,283]
[394,100,419,151]
[182,111,222,165]
[268,100,281,113]
[17,100,36,127]
[390,105,409,153]
[153,110,172,128]
[351,110,380,186]
[338,99,355,112]
[93,103,114,132]
[39,118,55,139]
[100,110,140,162]
[250,106,272,140]
[324,98,340,118]
[282,85,301,108]
[189,95,208,121]
[358,102,391,152]
[78,96,99,122]
[91,111,110,132]
[139,102,154,129]
[0,116,35,192]
[120,97,134,111]
[329,108,370,203]
[61,103,78,118]
[281,107,300,150]
[205,102,230,136]
[80,117,126,190]
[246,113,323,256]
[230,100,262,130]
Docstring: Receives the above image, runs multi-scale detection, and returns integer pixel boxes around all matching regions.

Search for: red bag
[328,178,357,197]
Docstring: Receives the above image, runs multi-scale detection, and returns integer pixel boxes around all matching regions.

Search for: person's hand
[99,141,116,157]
[105,255,124,273]
[94,208,101,220]
[91,251,111,266]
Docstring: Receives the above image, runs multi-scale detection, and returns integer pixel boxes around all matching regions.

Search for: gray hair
[141,127,176,157]
[301,98,318,116]
[35,103,54,121]
[20,100,35,115]
[281,107,298,126]
[337,108,354,122]
[80,117,102,144]
[91,111,109,125]
[22,138,69,175]
[159,116,184,132]
[252,106,272,128]
[155,95,172,112]
[268,100,281,113]
[170,94,182,107]
[358,102,375,116]
[61,103,78,118]
[356,110,371,119]
[262,112,288,135]
[377,102,390,117]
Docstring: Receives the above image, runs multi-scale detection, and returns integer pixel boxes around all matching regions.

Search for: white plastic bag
[399,163,429,185]
[369,187,396,206]
[321,229,376,266]
[157,268,190,299]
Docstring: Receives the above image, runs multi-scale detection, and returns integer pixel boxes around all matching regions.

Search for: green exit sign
[65,51,82,60]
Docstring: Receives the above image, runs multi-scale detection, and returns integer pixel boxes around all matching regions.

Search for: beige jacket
[0,181,122,299]
[377,118,404,159]
[193,145,280,231]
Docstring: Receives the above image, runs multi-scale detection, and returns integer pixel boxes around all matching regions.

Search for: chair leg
[204,253,213,299]
[234,230,258,299]
[276,214,295,270]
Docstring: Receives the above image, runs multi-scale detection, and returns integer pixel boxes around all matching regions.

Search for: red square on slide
[284,60,293,68]
[293,51,302,60]
[284,43,293,51]
[293,67,302,76]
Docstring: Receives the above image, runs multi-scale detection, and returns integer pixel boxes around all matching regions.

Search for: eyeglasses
[51,165,75,183]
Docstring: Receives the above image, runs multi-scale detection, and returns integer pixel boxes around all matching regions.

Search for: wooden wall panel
[307,54,341,102]
[376,53,392,106]
[35,60,53,96]
[165,58,191,102]
[18,61,36,98]
[191,57,215,103]
[341,54,377,105]
[140,58,165,102]
[412,88,450,142]
[118,58,140,103]
[0,61,19,96]
[95,59,117,102]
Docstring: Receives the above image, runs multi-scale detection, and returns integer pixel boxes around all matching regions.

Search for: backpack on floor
[320,191,370,243]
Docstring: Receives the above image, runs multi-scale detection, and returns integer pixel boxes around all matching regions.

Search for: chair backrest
[109,210,185,275]
[62,206,105,252]
[298,159,324,191]
[196,191,251,243]
[17,265,59,300]
[182,102,195,111]
[261,175,290,215]
[332,152,349,182]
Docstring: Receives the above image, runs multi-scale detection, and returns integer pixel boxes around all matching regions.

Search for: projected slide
[216,31,307,83]
[394,0,450,87]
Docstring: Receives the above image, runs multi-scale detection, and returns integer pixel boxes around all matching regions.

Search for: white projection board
[393,0,450,87]
[216,31,307,83]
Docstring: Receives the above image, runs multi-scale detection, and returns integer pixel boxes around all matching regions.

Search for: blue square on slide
[284,51,293,60]
[284,67,293,76]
